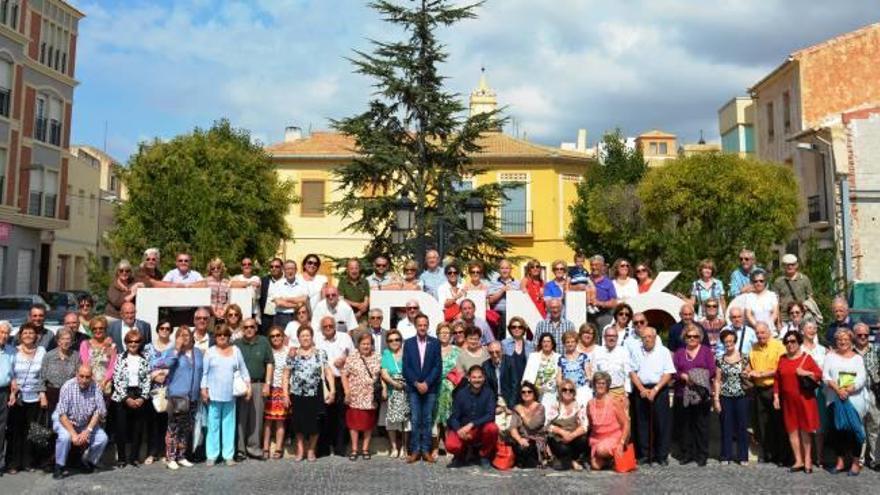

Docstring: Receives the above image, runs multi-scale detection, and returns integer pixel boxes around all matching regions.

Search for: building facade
[72,145,126,271]
[718,97,755,157]
[634,130,677,167]
[749,22,880,283]
[48,147,97,290]
[265,75,595,275]
[0,0,83,295]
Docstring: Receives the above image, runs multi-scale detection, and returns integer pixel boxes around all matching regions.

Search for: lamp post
[391,192,486,261]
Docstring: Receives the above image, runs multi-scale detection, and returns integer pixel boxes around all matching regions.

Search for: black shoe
[657,459,669,466]
[53,465,65,480]
[696,459,707,467]
[116,460,127,469]
[81,462,95,474]
[637,457,649,465]
[678,457,693,465]
[233,453,247,462]
[129,460,140,468]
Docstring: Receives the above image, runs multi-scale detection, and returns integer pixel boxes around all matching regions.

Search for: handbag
[233,370,249,397]
[168,351,197,415]
[361,355,383,406]
[613,443,637,473]
[443,303,461,322]
[797,354,819,394]
[27,409,54,452]
[446,367,464,387]
[151,386,168,412]
[491,439,515,471]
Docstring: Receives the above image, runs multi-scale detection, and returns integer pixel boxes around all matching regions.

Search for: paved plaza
[3,456,878,494]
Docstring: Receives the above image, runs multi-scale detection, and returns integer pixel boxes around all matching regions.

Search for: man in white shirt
[397,300,420,340]
[108,302,152,351]
[314,315,354,457]
[162,252,204,285]
[628,326,675,465]
[269,260,308,328]
[311,287,358,334]
[592,326,631,395]
[624,312,662,361]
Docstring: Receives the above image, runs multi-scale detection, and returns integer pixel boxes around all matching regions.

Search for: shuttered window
[301,180,325,217]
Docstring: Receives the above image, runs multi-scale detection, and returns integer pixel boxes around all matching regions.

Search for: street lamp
[464,195,485,232]
[394,193,415,231]
[390,229,406,245]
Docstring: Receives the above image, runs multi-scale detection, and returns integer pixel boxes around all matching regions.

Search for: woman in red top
[522,260,547,318]
[634,262,654,293]
[773,330,822,473]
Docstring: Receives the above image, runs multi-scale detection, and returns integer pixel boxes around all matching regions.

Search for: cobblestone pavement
[3,456,879,495]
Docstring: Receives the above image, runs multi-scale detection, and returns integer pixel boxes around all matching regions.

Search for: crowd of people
[0,246,877,480]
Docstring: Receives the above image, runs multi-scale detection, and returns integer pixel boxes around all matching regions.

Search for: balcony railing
[35,116,48,142]
[500,209,533,235]
[49,119,62,146]
[807,194,826,223]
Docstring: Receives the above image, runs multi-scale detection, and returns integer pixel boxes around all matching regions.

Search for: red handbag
[613,443,637,473]
[446,367,464,387]
[485,309,501,328]
[491,440,515,471]
[444,304,461,322]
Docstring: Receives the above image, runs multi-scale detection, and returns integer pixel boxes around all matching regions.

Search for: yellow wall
[49,156,101,290]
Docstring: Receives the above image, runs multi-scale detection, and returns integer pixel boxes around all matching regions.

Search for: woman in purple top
[672,323,716,467]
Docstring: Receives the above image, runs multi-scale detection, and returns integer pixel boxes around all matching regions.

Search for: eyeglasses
[158,326,172,332]
[753,279,765,284]
[784,339,799,345]
[604,334,617,339]
[633,320,647,326]
[509,324,523,329]
[469,270,481,275]
[369,315,382,319]
[635,268,647,273]
[326,293,339,297]
[92,326,106,331]
[177,259,191,264]
[561,388,575,393]
[446,270,458,275]
[146,257,159,262]
[790,310,802,315]
[227,312,241,317]
[243,325,257,329]
[126,340,141,345]
[321,324,334,329]
[453,330,464,335]
[553,267,566,272]
[195,316,209,321]
[405,268,417,273]
[685,335,700,340]
[488,350,502,355]
[270,264,282,269]
[216,334,231,339]
[619,263,630,268]
[739,257,752,262]
[305,260,318,266]
[118,268,132,273]
[617,312,631,317]
[242,262,252,267]
[520,390,534,395]
[270,334,283,339]
[374,263,388,268]
[387,338,401,343]
[706,304,718,309]
[856,333,870,338]
[406,306,418,310]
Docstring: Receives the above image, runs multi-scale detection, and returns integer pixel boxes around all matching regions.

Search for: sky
[68,0,877,162]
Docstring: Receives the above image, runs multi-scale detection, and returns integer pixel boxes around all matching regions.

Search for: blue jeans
[206,401,236,461]
[720,395,750,462]
[53,420,108,467]
[408,391,437,454]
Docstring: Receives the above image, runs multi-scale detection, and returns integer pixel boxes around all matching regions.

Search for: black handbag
[168,396,191,415]
[797,355,819,394]
[27,409,54,451]
[361,355,383,406]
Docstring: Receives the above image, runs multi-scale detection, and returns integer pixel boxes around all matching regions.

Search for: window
[38,5,71,74]
[766,102,775,141]
[0,59,11,118]
[88,193,95,218]
[300,180,325,216]
[1,1,19,29]
[0,148,6,205]
[649,142,658,155]
[49,97,62,146]
[499,173,531,235]
[109,173,118,193]
[16,248,34,294]
[27,168,58,217]
[659,142,668,154]
[35,95,47,142]
[783,91,791,133]
[76,188,84,215]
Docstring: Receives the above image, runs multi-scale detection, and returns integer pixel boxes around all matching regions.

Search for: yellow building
[265,74,595,275]
[635,130,678,167]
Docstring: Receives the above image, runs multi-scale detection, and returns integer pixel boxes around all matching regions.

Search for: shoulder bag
[361,355,384,406]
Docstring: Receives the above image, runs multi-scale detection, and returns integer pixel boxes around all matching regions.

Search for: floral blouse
[288,349,328,397]
[545,400,589,430]
[716,354,750,398]
[558,352,590,387]
[342,352,381,410]
[111,352,151,402]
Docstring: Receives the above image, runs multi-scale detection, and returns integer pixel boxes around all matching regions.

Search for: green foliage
[799,237,846,323]
[85,253,113,308]
[108,119,297,272]
[328,0,512,268]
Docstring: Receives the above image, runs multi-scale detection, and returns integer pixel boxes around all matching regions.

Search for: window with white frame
[0,1,20,30]
[0,58,12,118]
[498,172,530,234]
[49,97,62,145]
[28,167,59,217]
[35,95,47,142]
[40,2,73,74]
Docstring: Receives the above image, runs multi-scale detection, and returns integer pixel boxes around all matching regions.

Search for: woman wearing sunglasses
[111,330,152,468]
[634,262,654,294]
[380,329,410,458]
[106,259,143,320]
[144,319,175,465]
[501,317,534,387]
[298,254,329,313]
[773,330,821,473]
[263,326,290,460]
[672,324,716,467]
[743,269,779,337]
[522,260,547,319]
[547,378,589,471]
[507,381,547,468]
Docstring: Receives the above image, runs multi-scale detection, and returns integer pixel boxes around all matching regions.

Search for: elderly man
[269,260,309,329]
[482,341,517,408]
[729,249,759,298]
[26,304,56,350]
[109,302,152,352]
[589,255,618,328]
[311,286,358,334]
[624,312,663,361]
[315,315,355,457]
[52,365,109,479]
[363,308,388,354]
[532,298,574,348]
[258,258,285,334]
[419,249,446,300]
[772,254,814,323]
[397,300,420,340]
[234,318,273,461]
[192,307,214,352]
[487,259,520,336]
[667,304,708,352]
[367,256,403,291]
[338,258,370,323]
[162,251,206,325]
[457,299,494,345]
[593,326,631,399]
[825,297,853,346]
[853,322,880,468]
[61,312,88,349]
[748,322,788,465]
[629,326,675,465]
[718,307,757,358]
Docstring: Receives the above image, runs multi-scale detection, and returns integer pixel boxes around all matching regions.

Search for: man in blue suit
[108,302,152,352]
[402,313,441,463]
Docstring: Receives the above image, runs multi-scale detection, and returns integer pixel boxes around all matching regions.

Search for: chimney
[284,126,303,143]
[577,129,587,151]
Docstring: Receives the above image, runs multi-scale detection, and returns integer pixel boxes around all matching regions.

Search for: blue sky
[69,0,876,162]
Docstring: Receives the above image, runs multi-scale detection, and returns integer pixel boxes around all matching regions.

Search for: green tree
[108,119,296,272]
[637,153,800,286]
[328,0,512,268]
[566,129,647,260]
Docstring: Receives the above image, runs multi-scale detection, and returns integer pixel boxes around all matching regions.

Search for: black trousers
[511,439,540,468]
[0,387,9,471]
[634,386,671,462]
[753,386,790,464]
[318,377,348,456]
[114,401,147,463]
[828,403,863,460]
[146,400,168,458]
[675,398,710,463]
[6,401,43,470]
[548,434,588,468]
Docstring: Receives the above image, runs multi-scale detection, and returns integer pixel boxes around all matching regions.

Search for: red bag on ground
[613,443,637,473]
[492,440,515,471]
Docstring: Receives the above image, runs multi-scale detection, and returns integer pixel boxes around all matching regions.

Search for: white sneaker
[178,459,194,468]
[166,461,180,470]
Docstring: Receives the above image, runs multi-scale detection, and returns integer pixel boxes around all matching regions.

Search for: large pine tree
[329,0,511,268]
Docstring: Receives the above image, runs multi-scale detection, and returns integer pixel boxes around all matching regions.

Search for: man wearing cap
[772,254,813,323]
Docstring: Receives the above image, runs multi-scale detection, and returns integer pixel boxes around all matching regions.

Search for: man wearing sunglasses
[629,325,674,465]
[310,287,358,334]
[162,251,206,326]
[258,257,285,334]
[109,302,152,352]
[397,300,421,340]
[853,322,880,469]
[367,256,403,291]
[233,318,274,461]
[729,249,760,298]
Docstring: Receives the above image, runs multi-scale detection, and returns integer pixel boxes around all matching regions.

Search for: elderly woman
[823,328,868,476]
[144,319,175,465]
[543,259,569,302]
[673,323,716,466]
[557,330,591,405]
[284,304,311,347]
[205,258,232,322]
[201,325,251,466]
[224,304,245,342]
[743,269,779,336]
[689,259,726,320]
[263,325,290,460]
[501,317,533,386]
[6,323,48,474]
[438,264,466,322]
[288,326,334,462]
[773,330,822,473]
[610,258,638,303]
[588,372,629,471]
[507,381,546,468]
[40,327,81,413]
[451,321,467,348]
[461,261,488,292]
[714,329,752,465]
[230,257,262,319]
[342,332,383,460]
[79,316,117,397]
[524,333,561,410]
[153,325,203,470]
[522,259,547,318]
[547,378,590,471]
[455,326,488,374]
[576,323,598,359]
[381,329,410,458]
[780,301,807,335]
[106,259,143,319]
[111,329,152,467]
[801,321,828,465]
[433,324,459,457]
[76,294,96,337]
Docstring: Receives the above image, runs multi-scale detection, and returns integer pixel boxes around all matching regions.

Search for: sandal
[361,450,372,460]
[263,450,270,460]
[349,451,359,461]
[272,451,283,460]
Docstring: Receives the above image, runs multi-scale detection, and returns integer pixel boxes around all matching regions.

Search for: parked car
[40,291,79,312]
[0,294,65,335]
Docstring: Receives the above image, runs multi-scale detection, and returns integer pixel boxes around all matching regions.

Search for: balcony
[35,116,48,142]
[500,209,533,236]
[807,195,826,223]
[0,87,10,118]
[49,119,62,146]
